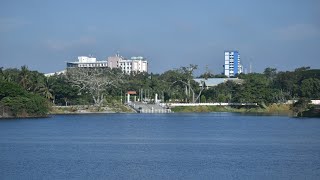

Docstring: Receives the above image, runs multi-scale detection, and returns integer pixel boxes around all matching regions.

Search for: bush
[290,98,312,117]
[0,81,50,117]
[0,81,26,99]
[1,94,50,117]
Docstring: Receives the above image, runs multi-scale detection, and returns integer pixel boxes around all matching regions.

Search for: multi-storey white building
[224,51,243,77]
[107,54,148,74]
[107,54,121,69]
[67,56,108,68]
[66,54,148,74]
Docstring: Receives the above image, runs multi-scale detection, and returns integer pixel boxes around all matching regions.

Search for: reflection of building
[67,56,108,68]
[107,53,148,74]
[224,51,243,77]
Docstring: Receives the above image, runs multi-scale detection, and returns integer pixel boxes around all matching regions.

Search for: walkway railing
[139,109,172,113]
[162,102,258,107]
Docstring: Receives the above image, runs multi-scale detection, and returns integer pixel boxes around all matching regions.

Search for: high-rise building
[224,51,243,77]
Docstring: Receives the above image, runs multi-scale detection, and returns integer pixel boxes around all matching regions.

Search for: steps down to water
[129,102,172,113]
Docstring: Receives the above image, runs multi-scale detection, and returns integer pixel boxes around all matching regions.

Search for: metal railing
[162,102,258,107]
[139,109,172,113]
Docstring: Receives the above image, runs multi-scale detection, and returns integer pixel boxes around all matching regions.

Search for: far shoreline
[2,104,319,118]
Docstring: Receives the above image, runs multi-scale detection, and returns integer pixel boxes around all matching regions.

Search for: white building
[194,78,243,89]
[126,56,148,74]
[107,54,148,74]
[66,54,148,74]
[224,51,243,77]
[44,70,66,77]
[67,56,108,68]
[107,54,122,69]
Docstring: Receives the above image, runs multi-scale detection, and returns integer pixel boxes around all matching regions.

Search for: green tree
[0,81,26,99]
[263,67,277,81]
[50,76,79,106]
[2,68,20,83]
[0,80,50,117]
[290,98,311,117]
[1,94,49,117]
[233,73,273,105]
[39,77,54,100]
[67,68,124,106]
[300,78,320,99]
[19,65,31,90]
[200,95,206,103]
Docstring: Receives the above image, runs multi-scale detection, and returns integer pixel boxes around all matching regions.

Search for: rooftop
[194,78,243,87]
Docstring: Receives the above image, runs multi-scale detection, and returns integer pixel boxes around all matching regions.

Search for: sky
[0,0,320,74]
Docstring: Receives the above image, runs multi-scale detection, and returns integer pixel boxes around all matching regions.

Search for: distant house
[193,78,243,89]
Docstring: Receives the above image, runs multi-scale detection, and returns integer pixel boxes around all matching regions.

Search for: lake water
[0,113,319,180]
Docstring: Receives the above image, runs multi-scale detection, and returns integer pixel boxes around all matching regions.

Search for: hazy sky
[1,0,319,74]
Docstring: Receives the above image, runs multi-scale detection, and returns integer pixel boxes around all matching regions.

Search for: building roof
[44,70,66,77]
[193,78,242,87]
[67,61,108,64]
[127,91,137,95]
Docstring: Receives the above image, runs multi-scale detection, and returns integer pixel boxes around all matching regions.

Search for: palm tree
[39,77,54,101]
[19,65,30,90]
[0,67,4,81]
[32,72,45,93]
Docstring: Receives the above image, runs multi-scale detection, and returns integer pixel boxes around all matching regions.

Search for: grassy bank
[171,104,291,115]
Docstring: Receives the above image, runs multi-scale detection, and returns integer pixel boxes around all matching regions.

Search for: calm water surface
[0,113,319,180]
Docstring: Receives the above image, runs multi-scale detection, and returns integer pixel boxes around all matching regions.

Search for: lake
[0,113,319,180]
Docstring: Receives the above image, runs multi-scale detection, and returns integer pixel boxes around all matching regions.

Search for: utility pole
[141,89,143,102]
[121,90,122,104]
[193,92,195,103]
[162,91,164,103]
[188,80,191,98]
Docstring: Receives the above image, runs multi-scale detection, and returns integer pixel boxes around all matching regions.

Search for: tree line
[201,67,320,105]
[1,65,319,117]
[0,66,50,117]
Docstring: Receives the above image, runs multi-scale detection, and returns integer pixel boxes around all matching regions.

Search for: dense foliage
[0,80,50,117]
[1,65,319,117]
[201,67,320,106]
